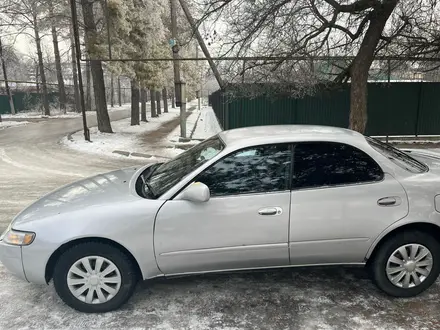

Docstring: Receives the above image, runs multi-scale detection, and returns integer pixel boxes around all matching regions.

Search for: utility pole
[178,0,225,90]
[196,44,201,111]
[170,0,186,138]
[0,37,15,116]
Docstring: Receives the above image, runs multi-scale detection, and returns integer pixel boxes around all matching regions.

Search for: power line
[82,56,440,62]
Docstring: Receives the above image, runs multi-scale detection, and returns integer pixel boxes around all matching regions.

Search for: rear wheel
[53,242,138,313]
[371,231,440,297]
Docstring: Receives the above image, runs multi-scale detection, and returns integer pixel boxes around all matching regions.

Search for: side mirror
[176,182,210,203]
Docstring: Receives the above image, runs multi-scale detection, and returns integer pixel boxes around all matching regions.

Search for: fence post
[415,82,423,137]
[224,99,229,130]
[386,59,390,141]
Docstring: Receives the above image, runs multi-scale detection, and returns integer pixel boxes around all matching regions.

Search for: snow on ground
[192,105,223,139]
[168,110,200,143]
[2,103,131,119]
[0,120,31,130]
[63,105,181,159]
[168,105,223,143]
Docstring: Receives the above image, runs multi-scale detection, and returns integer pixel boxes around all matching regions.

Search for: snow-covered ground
[2,103,131,119]
[0,120,31,130]
[63,105,182,160]
[62,101,221,161]
[168,106,223,143]
[192,106,223,139]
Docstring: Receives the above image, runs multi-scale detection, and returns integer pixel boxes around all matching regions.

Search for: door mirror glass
[177,182,210,203]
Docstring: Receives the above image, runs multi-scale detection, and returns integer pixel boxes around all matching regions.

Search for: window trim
[291,141,385,192]
[172,143,294,199]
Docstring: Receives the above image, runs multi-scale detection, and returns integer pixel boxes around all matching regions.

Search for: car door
[154,143,293,275]
[288,142,409,265]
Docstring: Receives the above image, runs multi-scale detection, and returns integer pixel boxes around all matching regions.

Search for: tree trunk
[48,0,67,113]
[141,88,148,122]
[36,63,40,94]
[150,89,157,117]
[348,0,398,133]
[110,73,114,108]
[156,90,161,115]
[69,25,81,113]
[85,60,92,111]
[33,16,50,116]
[171,89,176,108]
[131,80,140,125]
[0,37,15,115]
[162,88,168,113]
[81,0,112,133]
[118,76,122,106]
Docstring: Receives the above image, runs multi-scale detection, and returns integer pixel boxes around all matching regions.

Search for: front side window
[196,144,292,197]
[292,142,383,190]
[147,136,225,197]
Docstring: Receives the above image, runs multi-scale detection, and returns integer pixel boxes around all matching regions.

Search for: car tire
[53,242,139,313]
[370,231,440,297]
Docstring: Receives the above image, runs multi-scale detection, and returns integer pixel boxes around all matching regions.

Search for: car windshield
[366,137,428,173]
[147,136,225,197]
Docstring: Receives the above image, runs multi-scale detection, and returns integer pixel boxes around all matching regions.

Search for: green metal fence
[209,82,440,136]
[0,92,59,115]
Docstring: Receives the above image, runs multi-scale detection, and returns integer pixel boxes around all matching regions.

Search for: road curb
[112,150,173,160]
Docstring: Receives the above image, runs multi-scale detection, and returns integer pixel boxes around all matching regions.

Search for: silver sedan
[1,125,440,313]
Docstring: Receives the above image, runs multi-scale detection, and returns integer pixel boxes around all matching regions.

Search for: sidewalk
[62,100,201,160]
[136,104,197,157]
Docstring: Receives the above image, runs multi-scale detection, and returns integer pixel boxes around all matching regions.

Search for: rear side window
[292,142,383,190]
[366,137,428,173]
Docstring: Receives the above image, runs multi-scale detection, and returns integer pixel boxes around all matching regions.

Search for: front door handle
[378,197,399,207]
[258,207,283,216]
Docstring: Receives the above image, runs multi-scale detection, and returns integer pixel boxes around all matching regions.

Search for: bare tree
[131,79,140,125]
[3,0,51,115]
[118,76,122,106]
[69,24,81,112]
[156,90,161,115]
[150,89,157,117]
[0,37,16,115]
[85,59,92,111]
[81,0,112,132]
[199,0,435,132]
[141,87,148,122]
[162,87,168,113]
[110,73,114,107]
[47,0,67,112]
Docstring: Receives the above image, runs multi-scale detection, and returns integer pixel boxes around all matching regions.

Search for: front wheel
[53,242,138,313]
[370,231,440,297]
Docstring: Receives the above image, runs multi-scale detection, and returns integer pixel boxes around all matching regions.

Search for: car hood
[12,166,143,226]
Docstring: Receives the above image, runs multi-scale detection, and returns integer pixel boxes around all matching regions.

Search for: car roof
[218,125,365,148]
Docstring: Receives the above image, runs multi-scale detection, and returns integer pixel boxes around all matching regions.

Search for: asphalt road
[1,115,440,329]
[0,110,145,230]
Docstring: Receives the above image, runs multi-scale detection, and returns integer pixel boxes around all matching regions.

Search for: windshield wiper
[141,174,156,198]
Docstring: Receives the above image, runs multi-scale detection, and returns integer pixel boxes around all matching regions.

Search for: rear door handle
[258,207,283,216]
[378,197,400,207]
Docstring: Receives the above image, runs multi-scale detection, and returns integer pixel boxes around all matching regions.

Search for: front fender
[17,199,165,284]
